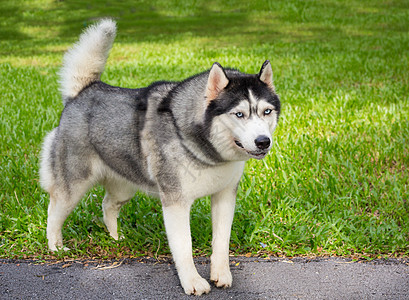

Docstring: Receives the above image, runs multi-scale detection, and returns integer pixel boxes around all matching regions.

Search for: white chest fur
[178,161,245,200]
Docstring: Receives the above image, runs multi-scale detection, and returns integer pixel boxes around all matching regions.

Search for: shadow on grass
[2,0,403,58]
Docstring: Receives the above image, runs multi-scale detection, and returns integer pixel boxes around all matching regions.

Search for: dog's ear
[258,60,275,91]
[205,62,229,104]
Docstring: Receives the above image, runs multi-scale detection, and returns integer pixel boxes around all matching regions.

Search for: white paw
[49,245,70,252]
[109,231,119,240]
[109,231,125,241]
[210,266,232,288]
[181,275,211,296]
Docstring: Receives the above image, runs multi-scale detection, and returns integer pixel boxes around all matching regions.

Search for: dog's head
[205,61,281,161]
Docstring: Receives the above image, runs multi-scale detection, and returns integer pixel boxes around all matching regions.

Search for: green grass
[1,0,408,260]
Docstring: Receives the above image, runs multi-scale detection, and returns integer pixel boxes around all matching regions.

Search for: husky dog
[40,19,280,295]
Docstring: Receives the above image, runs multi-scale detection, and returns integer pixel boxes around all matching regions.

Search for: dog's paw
[108,232,119,240]
[107,228,125,241]
[181,275,211,296]
[210,267,232,288]
[49,245,70,252]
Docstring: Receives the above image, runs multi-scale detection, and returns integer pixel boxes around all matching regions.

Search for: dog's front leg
[162,203,211,295]
[210,186,237,288]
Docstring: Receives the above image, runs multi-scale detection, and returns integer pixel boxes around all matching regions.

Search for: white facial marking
[248,89,258,113]
[209,90,279,161]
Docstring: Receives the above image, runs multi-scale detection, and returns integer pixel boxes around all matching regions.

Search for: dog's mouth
[234,140,268,159]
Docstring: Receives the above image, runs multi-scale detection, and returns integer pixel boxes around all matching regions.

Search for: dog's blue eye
[264,109,272,115]
[235,112,244,118]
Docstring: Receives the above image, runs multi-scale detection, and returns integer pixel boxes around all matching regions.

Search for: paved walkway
[1,257,408,299]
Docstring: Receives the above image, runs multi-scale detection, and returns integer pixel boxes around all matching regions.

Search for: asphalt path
[1,257,408,299]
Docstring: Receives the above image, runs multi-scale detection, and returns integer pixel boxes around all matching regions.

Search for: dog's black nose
[255,136,271,150]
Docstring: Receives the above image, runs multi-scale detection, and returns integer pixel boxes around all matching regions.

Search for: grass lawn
[0,0,408,260]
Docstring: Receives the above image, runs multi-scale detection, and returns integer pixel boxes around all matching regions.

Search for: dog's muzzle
[254,135,271,150]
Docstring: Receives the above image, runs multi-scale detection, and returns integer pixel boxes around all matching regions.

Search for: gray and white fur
[40,19,280,295]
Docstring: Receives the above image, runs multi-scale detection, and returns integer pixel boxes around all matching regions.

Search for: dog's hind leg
[46,180,93,251]
[102,176,137,240]
[40,130,84,251]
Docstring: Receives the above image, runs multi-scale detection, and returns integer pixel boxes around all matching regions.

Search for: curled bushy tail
[59,19,116,104]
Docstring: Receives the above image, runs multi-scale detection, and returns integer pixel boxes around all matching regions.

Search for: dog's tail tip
[59,19,117,104]
[89,18,117,41]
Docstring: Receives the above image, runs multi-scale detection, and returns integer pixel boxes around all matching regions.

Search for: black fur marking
[151,81,177,113]
[165,108,225,165]
[186,123,225,164]
[258,60,271,79]
[157,94,172,113]
[205,72,280,123]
